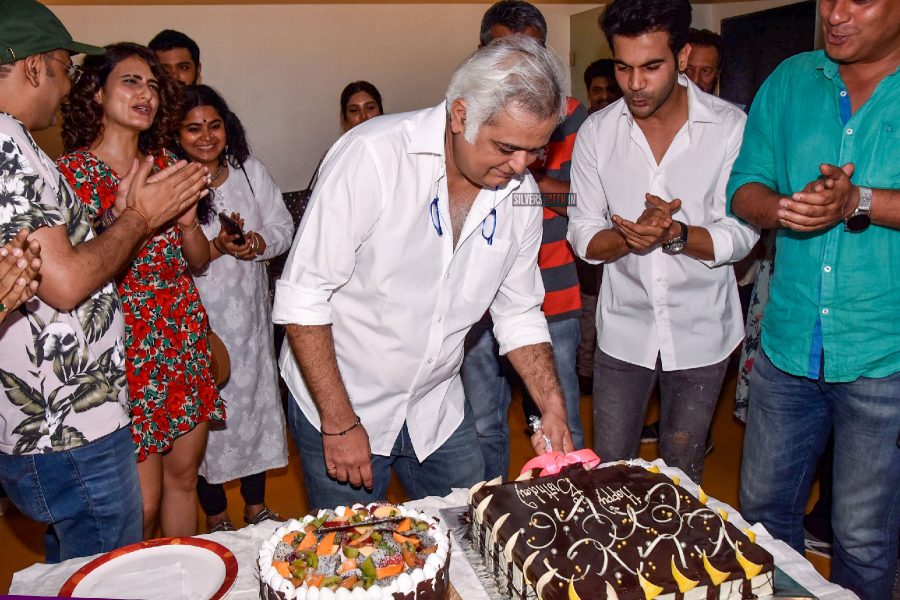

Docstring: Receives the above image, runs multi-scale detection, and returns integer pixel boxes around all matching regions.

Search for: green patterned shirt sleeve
[0,133,65,245]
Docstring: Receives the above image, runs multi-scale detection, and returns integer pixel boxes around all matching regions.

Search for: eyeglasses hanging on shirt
[482,208,496,246]
[430,196,497,246]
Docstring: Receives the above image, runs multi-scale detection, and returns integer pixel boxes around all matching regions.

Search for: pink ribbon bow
[519,449,601,477]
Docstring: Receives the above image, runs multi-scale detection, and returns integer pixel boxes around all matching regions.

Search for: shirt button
[446,271,451,279]
[436,316,443,323]
[427,358,434,364]
[846,128,854,135]
[822,308,830,315]
[840,90,847,97]
[823,265,832,273]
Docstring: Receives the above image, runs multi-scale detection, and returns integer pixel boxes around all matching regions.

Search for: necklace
[210,164,226,184]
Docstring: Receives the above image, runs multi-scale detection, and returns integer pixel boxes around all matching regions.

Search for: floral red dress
[57,149,225,461]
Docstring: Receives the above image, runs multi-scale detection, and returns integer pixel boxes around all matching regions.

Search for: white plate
[59,537,237,600]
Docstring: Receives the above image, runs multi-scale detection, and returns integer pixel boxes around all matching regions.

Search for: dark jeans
[197,472,266,516]
[592,350,728,484]
[461,316,584,480]
[740,350,900,600]
[288,397,484,510]
[0,427,142,563]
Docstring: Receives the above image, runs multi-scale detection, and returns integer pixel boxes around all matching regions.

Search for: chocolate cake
[258,503,451,599]
[468,463,774,599]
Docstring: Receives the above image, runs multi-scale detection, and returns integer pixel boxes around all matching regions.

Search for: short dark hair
[479,0,547,47]
[687,28,723,65]
[601,0,692,57]
[148,29,200,65]
[340,81,384,119]
[583,58,616,89]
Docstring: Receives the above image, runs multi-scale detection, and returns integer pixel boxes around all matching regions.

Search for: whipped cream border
[258,503,451,600]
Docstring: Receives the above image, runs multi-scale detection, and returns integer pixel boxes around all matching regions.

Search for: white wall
[47,3,593,191]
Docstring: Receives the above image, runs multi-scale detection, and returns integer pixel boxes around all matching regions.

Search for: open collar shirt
[726,51,900,382]
[273,103,550,459]
[568,77,758,371]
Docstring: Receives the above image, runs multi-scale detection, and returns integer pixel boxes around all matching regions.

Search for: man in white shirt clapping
[567,0,757,484]
[274,36,574,508]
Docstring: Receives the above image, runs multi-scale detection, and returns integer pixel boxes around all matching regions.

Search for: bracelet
[213,237,229,255]
[321,415,362,436]
[123,206,153,237]
[178,219,201,235]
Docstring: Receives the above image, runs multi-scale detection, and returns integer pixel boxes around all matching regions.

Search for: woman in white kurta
[176,85,293,532]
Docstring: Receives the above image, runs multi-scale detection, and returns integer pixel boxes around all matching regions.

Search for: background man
[149,29,201,85]
[274,35,573,508]
[462,0,586,481]
[0,0,208,562]
[729,0,900,596]
[684,28,722,94]
[583,58,623,113]
[568,0,757,484]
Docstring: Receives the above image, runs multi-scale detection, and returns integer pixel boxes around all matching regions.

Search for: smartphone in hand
[218,212,246,245]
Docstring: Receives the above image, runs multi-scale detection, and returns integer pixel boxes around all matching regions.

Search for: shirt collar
[407,102,449,156]
[618,73,721,126]
[407,101,525,198]
[815,48,900,82]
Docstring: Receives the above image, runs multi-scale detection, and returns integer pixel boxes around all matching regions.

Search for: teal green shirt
[727,51,900,382]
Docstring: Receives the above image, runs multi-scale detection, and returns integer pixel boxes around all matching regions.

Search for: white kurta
[194,156,294,484]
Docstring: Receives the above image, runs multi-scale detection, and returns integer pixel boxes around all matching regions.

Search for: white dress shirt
[567,77,758,371]
[273,103,550,459]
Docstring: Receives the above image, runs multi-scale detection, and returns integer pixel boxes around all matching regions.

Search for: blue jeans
[288,398,484,510]
[740,350,900,600]
[461,316,584,480]
[0,427,142,563]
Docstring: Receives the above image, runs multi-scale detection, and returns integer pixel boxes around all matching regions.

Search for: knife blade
[316,515,407,533]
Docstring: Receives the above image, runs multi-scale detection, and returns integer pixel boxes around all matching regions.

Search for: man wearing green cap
[0,0,210,561]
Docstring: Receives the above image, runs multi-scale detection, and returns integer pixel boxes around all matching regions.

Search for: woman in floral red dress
[57,43,224,539]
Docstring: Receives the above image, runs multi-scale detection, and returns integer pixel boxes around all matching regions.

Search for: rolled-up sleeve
[490,194,550,355]
[567,119,610,265]
[272,137,382,326]
[701,113,760,267]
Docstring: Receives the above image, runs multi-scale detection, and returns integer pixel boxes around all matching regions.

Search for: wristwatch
[662,221,688,254]
[844,186,872,233]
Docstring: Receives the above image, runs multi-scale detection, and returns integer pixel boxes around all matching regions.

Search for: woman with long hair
[339,80,383,132]
[176,85,292,532]
[57,43,224,539]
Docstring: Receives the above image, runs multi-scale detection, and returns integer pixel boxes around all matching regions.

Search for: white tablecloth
[9,459,857,599]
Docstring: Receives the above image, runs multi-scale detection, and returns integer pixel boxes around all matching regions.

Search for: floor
[0,358,831,593]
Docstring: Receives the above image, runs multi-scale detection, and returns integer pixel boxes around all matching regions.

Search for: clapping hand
[612,194,682,252]
[777,163,857,232]
[0,229,41,322]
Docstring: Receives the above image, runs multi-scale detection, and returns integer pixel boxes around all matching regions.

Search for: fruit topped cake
[258,503,451,600]
[468,462,775,600]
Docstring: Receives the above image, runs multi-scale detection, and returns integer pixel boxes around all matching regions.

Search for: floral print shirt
[0,113,130,455]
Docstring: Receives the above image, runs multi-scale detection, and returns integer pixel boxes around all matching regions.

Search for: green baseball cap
[0,0,105,65]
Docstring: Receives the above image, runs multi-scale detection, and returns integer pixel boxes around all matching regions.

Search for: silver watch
[844,186,872,233]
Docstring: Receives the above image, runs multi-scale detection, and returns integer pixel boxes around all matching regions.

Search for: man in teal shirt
[728,0,900,597]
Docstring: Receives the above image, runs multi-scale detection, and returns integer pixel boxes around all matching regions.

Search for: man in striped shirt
[462,0,586,480]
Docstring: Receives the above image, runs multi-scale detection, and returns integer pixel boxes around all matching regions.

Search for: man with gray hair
[274,35,573,508]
